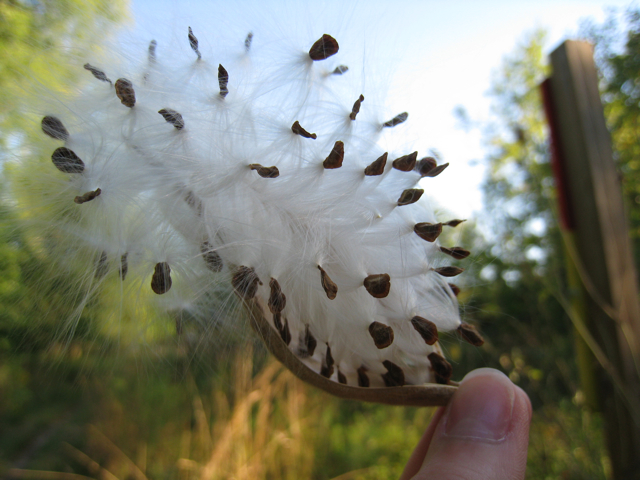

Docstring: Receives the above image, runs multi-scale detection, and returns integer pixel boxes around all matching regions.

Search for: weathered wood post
[542,40,640,479]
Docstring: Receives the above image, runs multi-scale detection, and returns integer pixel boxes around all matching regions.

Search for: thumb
[403,368,532,480]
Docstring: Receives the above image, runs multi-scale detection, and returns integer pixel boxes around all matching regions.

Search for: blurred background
[1,0,639,478]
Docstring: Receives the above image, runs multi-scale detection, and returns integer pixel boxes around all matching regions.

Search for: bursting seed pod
[21,23,483,407]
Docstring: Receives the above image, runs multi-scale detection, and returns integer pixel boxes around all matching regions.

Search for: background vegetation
[1,2,639,479]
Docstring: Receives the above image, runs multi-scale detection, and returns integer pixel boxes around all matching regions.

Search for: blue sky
[127,0,636,218]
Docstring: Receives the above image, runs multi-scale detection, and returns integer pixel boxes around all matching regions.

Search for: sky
[127,0,636,219]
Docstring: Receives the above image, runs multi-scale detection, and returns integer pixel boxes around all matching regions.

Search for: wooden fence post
[542,40,640,479]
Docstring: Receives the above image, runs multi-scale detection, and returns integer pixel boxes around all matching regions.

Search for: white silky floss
[23,6,483,391]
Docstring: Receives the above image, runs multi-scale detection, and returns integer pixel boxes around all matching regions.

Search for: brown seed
[318,265,337,300]
[115,78,135,108]
[320,345,335,378]
[415,156,437,176]
[392,151,418,171]
[268,278,287,314]
[397,188,424,206]
[368,321,394,349]
[120,253,128,280]
[51,147,84,173]
[158,108,185,130]
[95,251,108,279]
[218,64,229,98]
[323,141,344,169]
[325,344,334,368]
[249,164,280,178]
[449,284,461,296]
[337,370,347,384]
[349,94,364,120]
[457,322,485,346]
[232,265,261,299]
[273,312,284,333]
[440,246,471,260]
[291,121,317,139]
[332,65,348,75]
[414,222,443,242]
[364,152,387,176]
[41,116,69,141]
[74,188,101,204]
[363,273,391,298]
[309,34,339,60]
[424,163,449,178]
[443,219,466,227]
[280,317,292,345]
[151,262,172,294]
[410,316,438,345]
[184,191,203,216]
[188,26,201,59]
[299,324,317,357]
[382,360,405,387]
[435,266,464,277]
[83,63,111,85]
[382,112,408,128]
[148,40,157,62]
[245,32,253,51]
[357,366,370,387]
[428,352,453,385]
[200,241,223,272]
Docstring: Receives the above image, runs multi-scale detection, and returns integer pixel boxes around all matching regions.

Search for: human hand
[400,368,532,480]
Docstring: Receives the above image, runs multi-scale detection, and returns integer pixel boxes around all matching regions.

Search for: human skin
[400,368,532,480]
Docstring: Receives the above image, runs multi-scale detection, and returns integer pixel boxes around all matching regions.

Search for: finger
[399,407,445,480]
[410,368,532,480]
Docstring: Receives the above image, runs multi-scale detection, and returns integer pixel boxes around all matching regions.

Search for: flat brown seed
[363,273,391,298]
[428,352,453,385]
[320,364,334,378]
[410,316,438,345]
[414,222,443,242]
[457,322,485,346]
[200,241,223,272]
[232,266,261,300]
[357,366,370,387]
[435,266,464,277]
[151,262,172,294]
[245,32,253,51]
[424,163,449,178]
[368,322,394,349]
[95,251,108,279]
[291,121,317,139]
[440,246,471,260]
[51,147,84,173]
[349,94,364,120]
[392,151,418,172]
[188,27,201,59]
[309,34,339,60]
[337,370,347,385]
[364,152,387,176]
[325,344,334,368]
[301,324,317,357]
[323,141,344,169]
[148,40,157,62]
[280,317,292,345]
[249,164,279,178]
[382,360,405,387]
[443,219,466,227]
[273,312,284,332]
[115,78,135,108]
[120,253,128,280]
[449,283,461,296]
[158,108,184,130]
[416,156,437,177]
[74,188,101,204]
[83,63,111,84]
[218,64,229,98]
[332,65,348,75]
[41,116,69,141]
[268,278,287,314]
[317,265,337,300]
[382,112,408,128]
[397,188,424,206]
